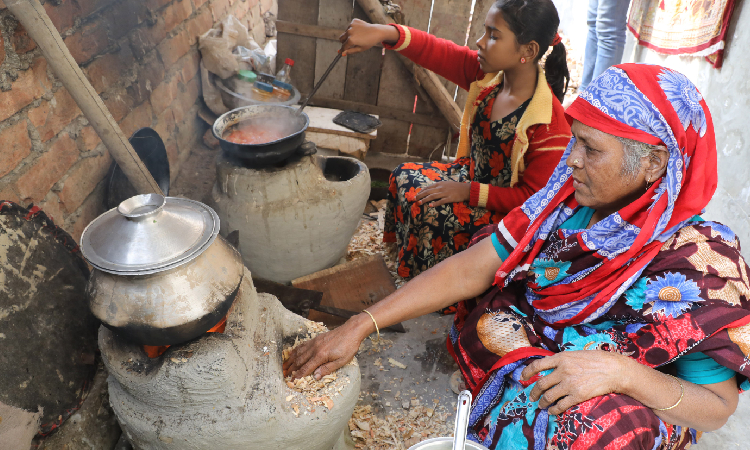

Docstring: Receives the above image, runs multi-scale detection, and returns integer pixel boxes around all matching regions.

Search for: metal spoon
[452,390,472,450]
[297,53,342,115]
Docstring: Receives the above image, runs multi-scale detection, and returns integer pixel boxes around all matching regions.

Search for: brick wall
[0,0,273,242]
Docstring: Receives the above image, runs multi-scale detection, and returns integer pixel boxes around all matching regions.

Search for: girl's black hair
[494,0,570,103]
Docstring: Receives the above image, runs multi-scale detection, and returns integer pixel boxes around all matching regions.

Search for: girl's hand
[415,181,471,207]
[521,350,628,415]
[282,315,370,380]
[339,19,399,56]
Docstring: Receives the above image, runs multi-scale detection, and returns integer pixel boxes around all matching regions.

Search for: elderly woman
[284,64,750,449]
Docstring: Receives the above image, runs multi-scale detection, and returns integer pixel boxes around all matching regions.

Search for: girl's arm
[340,19,483,91]
[282,236,502,380]
[470,123,571,213]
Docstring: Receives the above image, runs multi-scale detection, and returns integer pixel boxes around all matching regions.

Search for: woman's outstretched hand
[339,19,400,56]
[415,181,471,208]
[282,315,370,380]
[521,350,628,415]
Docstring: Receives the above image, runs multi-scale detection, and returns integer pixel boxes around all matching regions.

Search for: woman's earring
[520,57,526,63]
[646,176,652,189]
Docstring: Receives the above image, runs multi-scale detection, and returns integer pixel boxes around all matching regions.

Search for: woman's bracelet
[652,374,684,411]
[362,309,380,344]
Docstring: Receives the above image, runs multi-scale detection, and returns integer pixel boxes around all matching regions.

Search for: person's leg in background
[592,0,630,77]
[580,0,601,91]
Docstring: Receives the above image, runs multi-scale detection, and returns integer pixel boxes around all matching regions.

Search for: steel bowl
[407,438,490,450]
[213,104,309,167]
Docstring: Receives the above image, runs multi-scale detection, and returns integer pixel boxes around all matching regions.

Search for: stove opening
[321,157,361,182]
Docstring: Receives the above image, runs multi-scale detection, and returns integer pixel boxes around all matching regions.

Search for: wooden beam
[277,20,384,47]
[355,0,462,132]
[308,96,449,128]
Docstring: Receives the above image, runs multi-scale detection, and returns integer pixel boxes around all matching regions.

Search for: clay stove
[100,268,361,449]
[209,149,370,284]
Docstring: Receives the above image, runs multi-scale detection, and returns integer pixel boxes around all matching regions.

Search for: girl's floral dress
[383,85,531,282]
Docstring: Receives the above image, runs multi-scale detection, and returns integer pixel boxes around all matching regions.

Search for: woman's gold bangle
[362,309,380,344]
[652,374,684,411]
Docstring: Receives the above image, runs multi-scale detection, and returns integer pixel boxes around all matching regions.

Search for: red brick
[194,0,209,10]
[0,120,32,177]
[0,185,21,204]
[103,91,135,122]
[45,0,80,34]
[178,76,201,113]
[85,45,135,93]
[174,50,201,83]
[259,0,273,14]
[65,20,110,64]
[129,18,167,59]
[0,58,51,123]
[119,101,153,137]
[210,0,231,22]
[103,0,149,41]
[76,0,118,18]
[164,137,179,178]
[150,74,181,114]
[78,125,102,151]
[164,0,194,33]
[11,25,35,54]
[153,108,176,139]
[16,134,79,203]
[70,186,107,243]
[170,98,185,124]
[58,151,113,213]
[146,0,173,12]
[157,27,191,68]
[185,6,213,44]
[127,53,166,104]
[37,192,67,225]
[29,88,82,142]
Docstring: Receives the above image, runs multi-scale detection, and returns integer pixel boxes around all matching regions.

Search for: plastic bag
[198,15,251,79]
[263,39,277,74]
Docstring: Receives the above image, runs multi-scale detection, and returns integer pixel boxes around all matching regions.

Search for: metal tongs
[453,390,473,450]
[297,53,342,115]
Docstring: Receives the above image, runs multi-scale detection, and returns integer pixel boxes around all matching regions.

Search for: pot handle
[297,141,317,156]
[117,194,167,221]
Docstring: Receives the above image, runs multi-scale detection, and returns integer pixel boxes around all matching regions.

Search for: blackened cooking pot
[213,104,309,167]
[80,193,243,346]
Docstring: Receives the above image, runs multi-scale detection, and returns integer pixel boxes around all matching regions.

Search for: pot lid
[80,194,220,275]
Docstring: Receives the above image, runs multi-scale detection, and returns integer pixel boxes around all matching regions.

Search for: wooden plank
[293,255,397,328]
[308,96,448,128]
[305,105,378,140]
[276,20,347,42]
[373,50,415,154]
[370,118,411,154]
[314,0,352,100]
[343,2,384,105]
[277,0,320,95]
[427,0,473,97]
[455,0,492,110]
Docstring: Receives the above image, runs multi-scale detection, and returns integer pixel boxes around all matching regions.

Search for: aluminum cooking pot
[80,193,243,346]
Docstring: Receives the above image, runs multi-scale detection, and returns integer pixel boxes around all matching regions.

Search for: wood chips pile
[348,403,453,449]
[281,320,355,417]
[347,201,406,288]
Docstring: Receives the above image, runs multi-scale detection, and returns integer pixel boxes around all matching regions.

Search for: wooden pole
[6,0,163,195]
[355,0,462,132]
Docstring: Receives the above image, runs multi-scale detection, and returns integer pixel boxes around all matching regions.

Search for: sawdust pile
[347,200,406,288]
[349,403,453,449]
[281,320,355,417]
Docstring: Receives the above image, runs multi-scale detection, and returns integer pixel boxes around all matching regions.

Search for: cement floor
[172,143,750,449]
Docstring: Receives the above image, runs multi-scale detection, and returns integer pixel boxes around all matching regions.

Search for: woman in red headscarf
[284,64,750,449]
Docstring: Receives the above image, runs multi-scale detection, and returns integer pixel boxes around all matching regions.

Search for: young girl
[340,0,572,287]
